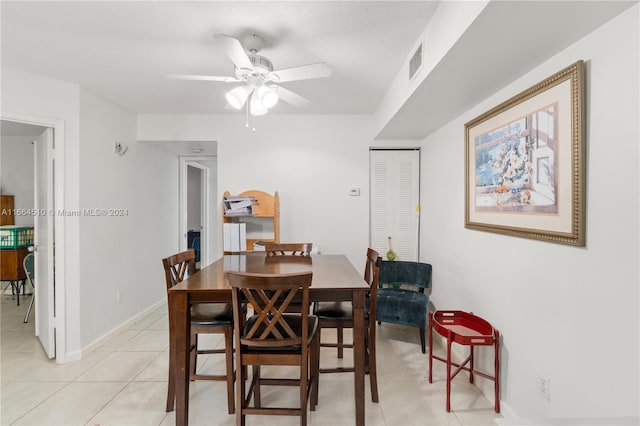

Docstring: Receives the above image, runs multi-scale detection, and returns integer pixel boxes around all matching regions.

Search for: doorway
[179,156,218,266]
[1,119,57,359]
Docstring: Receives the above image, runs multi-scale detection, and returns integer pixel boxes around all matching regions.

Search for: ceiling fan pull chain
[245,98,249,128]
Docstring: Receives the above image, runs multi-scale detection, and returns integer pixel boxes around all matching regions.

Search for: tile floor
[1,292,502,426]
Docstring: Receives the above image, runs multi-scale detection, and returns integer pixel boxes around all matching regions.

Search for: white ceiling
[1,1,636,141]
[0,120,47,137]
[1,1,439,115]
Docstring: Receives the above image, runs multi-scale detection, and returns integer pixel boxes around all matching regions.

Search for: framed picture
[465,60,586,246]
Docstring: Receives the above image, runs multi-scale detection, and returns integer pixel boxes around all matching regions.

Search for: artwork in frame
[464,60,586,246]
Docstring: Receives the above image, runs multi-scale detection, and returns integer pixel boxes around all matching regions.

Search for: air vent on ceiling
[409,43,423,81]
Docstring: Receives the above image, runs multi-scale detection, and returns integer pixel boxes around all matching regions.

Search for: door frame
[179,156,215,266]
[1,111,67,363]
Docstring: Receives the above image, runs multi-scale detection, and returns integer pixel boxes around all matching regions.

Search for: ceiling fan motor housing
[249,55,274,74]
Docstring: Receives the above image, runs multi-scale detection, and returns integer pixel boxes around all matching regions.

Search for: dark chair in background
[228,270,320,426]
[162,249,236,414]
[313,248,382,402]
[376,260,432,353]
[191,236,201,263]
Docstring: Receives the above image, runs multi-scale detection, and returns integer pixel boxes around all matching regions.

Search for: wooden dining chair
[163,249,235,414]
[313,248,381,402]
[264,242,313,257]
[228,270,320,426]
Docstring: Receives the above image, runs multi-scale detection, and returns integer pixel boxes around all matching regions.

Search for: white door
[34,128,55,358]
[370,149,421,261]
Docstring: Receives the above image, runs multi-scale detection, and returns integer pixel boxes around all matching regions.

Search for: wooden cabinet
[223,190,279,253]
[1,195,15,225]
[0,248,28,281]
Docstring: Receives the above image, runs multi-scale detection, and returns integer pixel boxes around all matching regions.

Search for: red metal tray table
[428,310,500,413]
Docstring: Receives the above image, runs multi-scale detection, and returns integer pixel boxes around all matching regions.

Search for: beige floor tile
[87,381,169,426]
[133,351,169,382]
[117,329,169,352]
[160,381,235,426]
[378,379,461,426]
[1,329,44,353]
[75,351,158,382]
[147,315,169,330]
[1,350,51,385]
[18,350,110,382]
[0,381,67,425]
[12,382,127,425]
[311,378,387,426]
[127,309,168,330]
[94,329,141,352]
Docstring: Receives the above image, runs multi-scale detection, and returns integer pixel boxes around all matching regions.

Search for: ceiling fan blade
[270,63,332,83]
[270,85,311,108]
[212,34,254,71]
[166,74,241,83]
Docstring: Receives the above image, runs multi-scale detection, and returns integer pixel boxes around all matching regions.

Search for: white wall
[420,5,638,418]
[0,135,35,226]
[78,90,178,347]
[138,114,375,269]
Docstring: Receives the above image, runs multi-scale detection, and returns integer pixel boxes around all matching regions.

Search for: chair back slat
[162,249,196,290]
[265,242,313,257]
[228,271,313,348]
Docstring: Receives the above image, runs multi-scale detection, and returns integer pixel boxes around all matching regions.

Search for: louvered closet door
[369,149,420,262]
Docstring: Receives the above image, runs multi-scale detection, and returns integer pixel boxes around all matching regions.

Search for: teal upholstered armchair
[376,260,432,353]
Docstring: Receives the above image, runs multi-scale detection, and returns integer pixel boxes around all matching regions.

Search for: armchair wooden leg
[420,327,426,354]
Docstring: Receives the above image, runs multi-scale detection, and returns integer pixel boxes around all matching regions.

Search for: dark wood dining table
[168,253,370,426]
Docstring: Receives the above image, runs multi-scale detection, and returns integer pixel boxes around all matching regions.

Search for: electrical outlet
[537,372,550,400]
[116,291,122,303]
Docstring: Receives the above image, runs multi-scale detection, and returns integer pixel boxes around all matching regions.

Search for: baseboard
[79,298,166,358]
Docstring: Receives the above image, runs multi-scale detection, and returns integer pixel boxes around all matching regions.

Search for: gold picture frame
[464,60,586,246]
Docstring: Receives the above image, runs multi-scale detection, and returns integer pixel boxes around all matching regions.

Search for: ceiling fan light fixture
[225,86,249,109]
[257,86,278,109]
[249,95,268,116]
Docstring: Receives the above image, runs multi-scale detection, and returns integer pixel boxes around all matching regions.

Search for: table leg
[170,292,191,426]
[469,345,474,384]
[446,331,452,413]
[428,312,433,383]
[494,330,500,413]
[353,290,366,426]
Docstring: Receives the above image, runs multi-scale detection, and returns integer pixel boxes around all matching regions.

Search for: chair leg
[368,324,379,403]
[166,350,176,412]
[225,327,235,414]
[189,333,198,380]
[23,294,35,323]
[337,325,344,358]
[420,327,426,354]
[310,333,320,410]
[300,352,309,426]
[236,360,246,426]
[253,365,261,408]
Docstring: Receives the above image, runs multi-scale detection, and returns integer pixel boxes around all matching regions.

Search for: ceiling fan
[168,33,332,120]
